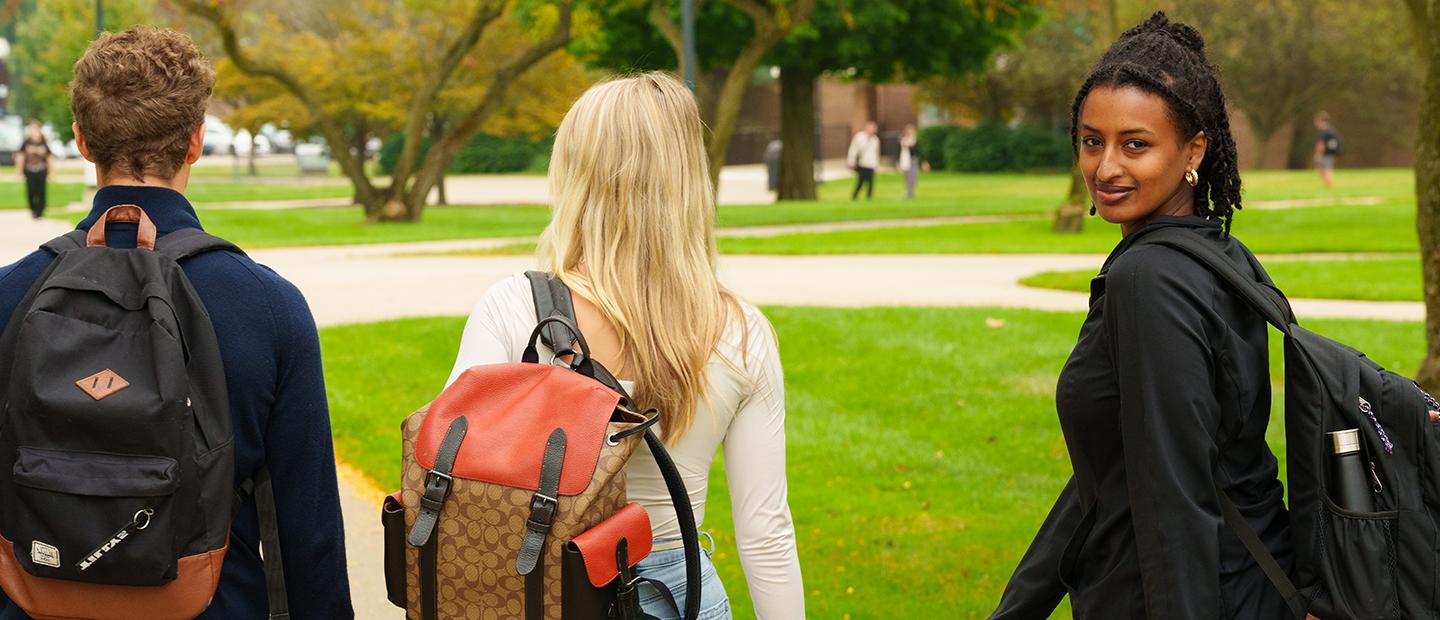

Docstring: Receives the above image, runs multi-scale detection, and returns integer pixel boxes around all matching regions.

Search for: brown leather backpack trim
[0,533,226,620]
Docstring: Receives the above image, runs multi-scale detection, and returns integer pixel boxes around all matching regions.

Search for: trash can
[764,139,782,192]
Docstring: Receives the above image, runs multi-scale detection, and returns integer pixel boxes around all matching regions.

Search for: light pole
[680,0,697,91]
[85,0,103,197]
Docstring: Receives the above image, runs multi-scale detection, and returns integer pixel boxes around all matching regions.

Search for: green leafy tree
[769,0,1037,200]
[921,1,1144,233]
[1180,0,1420,169]
[575,0,815,189]
[12,0,154,139]
[177,0,577,222]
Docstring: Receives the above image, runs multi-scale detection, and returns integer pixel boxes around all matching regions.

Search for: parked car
[202,114,235,155]
[260,123,295,154]
[232,129,272,157]
[0,115,22,166]
[295,142,330,175]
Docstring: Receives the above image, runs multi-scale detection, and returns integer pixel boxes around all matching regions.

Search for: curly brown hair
[70,26,214,181]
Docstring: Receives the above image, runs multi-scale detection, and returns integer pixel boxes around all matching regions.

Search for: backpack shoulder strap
[234,467,290,619]
[155,228,246,261]
[523,271,703,620]
[525,270,578,357]
[1133,227,1297,332]
[40,230,88,255]
[1129,228,1309,618]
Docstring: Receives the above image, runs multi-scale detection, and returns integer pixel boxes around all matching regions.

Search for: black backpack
[0,206,287,619]
[1325,130,1342,156]
[1133,227,1440,620]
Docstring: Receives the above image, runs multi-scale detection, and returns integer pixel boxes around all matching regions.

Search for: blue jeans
[634,539,731,619]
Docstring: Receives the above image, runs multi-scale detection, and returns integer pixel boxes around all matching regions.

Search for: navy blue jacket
[0,186,353,619]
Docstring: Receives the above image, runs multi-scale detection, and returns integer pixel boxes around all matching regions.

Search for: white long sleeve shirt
[847,131,881,170]
[447,273,805,619]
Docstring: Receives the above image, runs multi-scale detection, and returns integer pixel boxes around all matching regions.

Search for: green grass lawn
[319,306,1424,618]
[718,199,1422,255]
[1236,167,1414,202]
[193,205,550,247]
[1022,256,1424,302]
[23,168,1415,252]
[0,180,86,210]
[7,177,352,212]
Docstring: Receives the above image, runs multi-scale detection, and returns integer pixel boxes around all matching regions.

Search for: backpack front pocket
[1311,503,1400,620]
[9,447,179,586]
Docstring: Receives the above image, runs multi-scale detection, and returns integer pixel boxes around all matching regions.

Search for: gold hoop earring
[1185,168,1200,187]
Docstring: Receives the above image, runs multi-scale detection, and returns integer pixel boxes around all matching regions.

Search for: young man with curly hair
[0,27,352,618]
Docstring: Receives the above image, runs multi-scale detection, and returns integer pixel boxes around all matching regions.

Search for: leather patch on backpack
[76,369,130,401]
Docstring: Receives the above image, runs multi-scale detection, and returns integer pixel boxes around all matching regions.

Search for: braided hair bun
[1071,11,1243,232]
[1121,11,1206,55]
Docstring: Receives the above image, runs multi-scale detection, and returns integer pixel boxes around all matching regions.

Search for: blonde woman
[447,72,805,619]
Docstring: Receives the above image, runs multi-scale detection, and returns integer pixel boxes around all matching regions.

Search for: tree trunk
[1285,114,1315,170]
[778,66,816,201]
[707,38,774,188]
[1251,131,1273,169]
[432,116,448,206]
[351,116,369,170]
[1053,165,1087,233]
[695,69,727,130]
[247,132,258,176]
[1414,12,1440,391]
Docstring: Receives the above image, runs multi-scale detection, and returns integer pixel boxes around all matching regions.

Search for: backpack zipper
[1358,396,1394,454]
[77,508,153,572]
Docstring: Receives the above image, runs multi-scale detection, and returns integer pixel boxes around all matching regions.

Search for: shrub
[1009,124,1072,171]
[378,132,552,175]
[918,125,962,171]
[934,121,1071,172]
[944,120,1012,172]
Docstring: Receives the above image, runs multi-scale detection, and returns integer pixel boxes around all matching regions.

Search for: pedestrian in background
[1313,111,1340,189]
[847,121,879,200]
[15,120,53,220]
[898,123,928,199]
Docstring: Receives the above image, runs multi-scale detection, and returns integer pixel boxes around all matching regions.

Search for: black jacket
[991,217,1293,619]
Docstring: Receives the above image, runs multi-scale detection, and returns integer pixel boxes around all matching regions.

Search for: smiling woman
[989,11,1300,620]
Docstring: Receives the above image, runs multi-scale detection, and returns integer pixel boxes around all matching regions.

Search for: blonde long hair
[538,72,741,445]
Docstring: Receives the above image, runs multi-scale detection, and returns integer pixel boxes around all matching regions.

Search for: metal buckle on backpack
[529,492,557,517]
[420,470,454,513]
[424,470,453,491]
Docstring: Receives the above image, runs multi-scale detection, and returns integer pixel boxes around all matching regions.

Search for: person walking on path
[449,72,805,619]
[1313,111,1339,188]
[991,12,1308,620]
[15,121,53,220]
[898,123,928,199]
[0,27,352,619]
[847,121,880,200]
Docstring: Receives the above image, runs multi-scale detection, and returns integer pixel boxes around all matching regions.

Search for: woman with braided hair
[990,12,1307,619]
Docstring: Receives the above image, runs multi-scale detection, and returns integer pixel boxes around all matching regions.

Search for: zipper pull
[1369,462,1385,495]
[1359,396,1395,454]
[77,508,153,572]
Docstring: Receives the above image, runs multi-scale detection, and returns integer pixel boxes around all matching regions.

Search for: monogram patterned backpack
[384,272,702,619]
